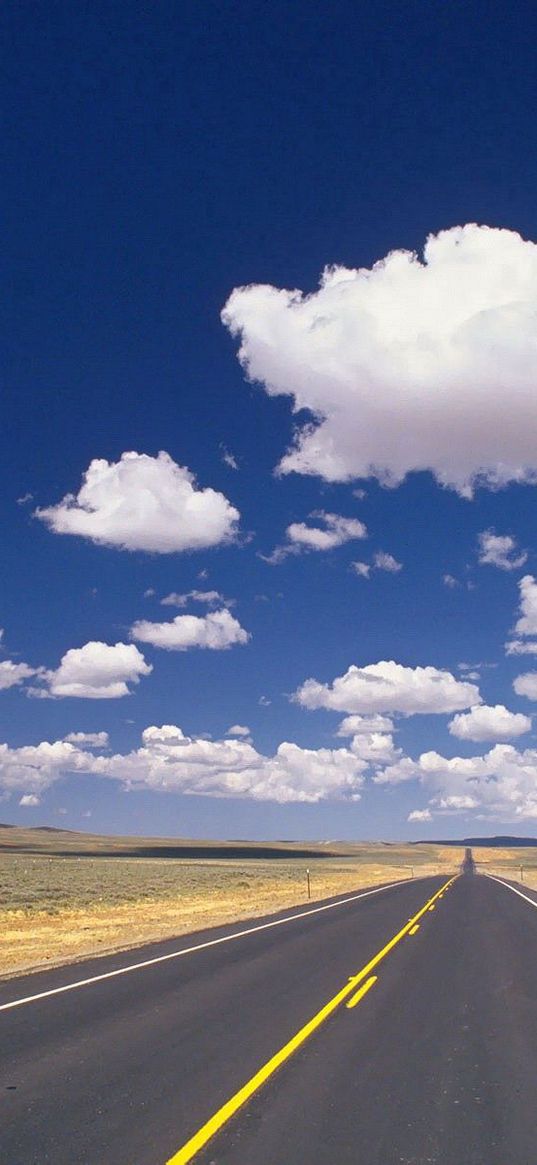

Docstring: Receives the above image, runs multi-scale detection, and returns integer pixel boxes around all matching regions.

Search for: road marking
[0,878,419,1014]
[409,924,419,935]
[484,873,537,909]
[428,904,436,911]
[346,974,377,1009]
[165,874,455,1164]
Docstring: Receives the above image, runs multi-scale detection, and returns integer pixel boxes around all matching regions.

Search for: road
[3,869,537,1164]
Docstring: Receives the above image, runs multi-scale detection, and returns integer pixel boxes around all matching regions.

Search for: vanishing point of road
[3,861,537,1164]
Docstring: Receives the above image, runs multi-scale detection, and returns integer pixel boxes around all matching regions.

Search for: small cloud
[34,641,152,699]
[198,569,209,581]
[221,445,239,471]
[226,724,251,737]
[352,488,367,500]
[258,695,271,706]
[444,573,475,591]
[63,731,109,749]
[352,552,402,579]
[17,492,33,506]
[478,529,527,572]
[144,588,156,599]
[19,794,40,807]
[263,511,367,564]
[0,659,40,691]
[160,589,227,608]
[82,809,92,818]
[131,609,250,652]
[351,561,371,579]
[374,551,402,573]
[408,808,432,823]
[449,704,531,742]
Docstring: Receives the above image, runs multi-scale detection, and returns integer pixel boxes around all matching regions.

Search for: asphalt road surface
[3,869,537,1164]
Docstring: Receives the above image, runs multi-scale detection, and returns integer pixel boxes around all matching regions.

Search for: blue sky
[4,1,537,839]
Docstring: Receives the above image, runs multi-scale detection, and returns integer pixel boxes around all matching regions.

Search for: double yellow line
[165,874,455,1164]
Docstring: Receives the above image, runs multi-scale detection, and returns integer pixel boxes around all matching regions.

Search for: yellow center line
[164,873,455,1165]
[346,974,377,1009]
[409,923,420,935]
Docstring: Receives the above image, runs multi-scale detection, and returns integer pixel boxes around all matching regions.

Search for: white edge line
[484,872,537,908]
[0,876,425,1013]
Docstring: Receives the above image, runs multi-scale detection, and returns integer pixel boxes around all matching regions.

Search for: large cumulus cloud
[0,724,367,805]
[36,451,240,553]
[223,224,537,496]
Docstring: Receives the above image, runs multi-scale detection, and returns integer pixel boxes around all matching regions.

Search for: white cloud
[373,551,403,573]
[19,794,40,807]
[35,451,240,553]
[0,739,87,796]
[512,575,537,636]
[288,512,367,550]
[513,672,537,701]
[295,660,480,716]
[223,224,537,496]
[375,742,537,820]
[226,724,251,737]
[478,530,527,571]
[39,642,152,699]
[0,660,38,691]
[263,511,366,564]
[352,561,371,579]
[408,808,432,823]
[443,574,459,588]
[373,756,421,785]
[337,713,394,736]
[448,704,531,742]
[160,589,226,607]
[221,446,239,471]
[63,731,110,748]
[506,577,537,656]
[350,732,400,764]
[0,725,368,804]
[352,553,402,578]
[258,695,271,706]
[130,609,250,652]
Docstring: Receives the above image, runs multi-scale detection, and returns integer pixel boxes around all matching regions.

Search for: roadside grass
[473,846,537,890]
[0,840,459,978]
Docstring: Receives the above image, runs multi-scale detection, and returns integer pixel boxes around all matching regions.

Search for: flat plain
[1,825,460,977]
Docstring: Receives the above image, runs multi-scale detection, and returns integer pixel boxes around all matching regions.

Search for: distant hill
[417,835,537,848]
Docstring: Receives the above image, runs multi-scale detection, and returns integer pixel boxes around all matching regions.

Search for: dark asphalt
[3,872,537,1164]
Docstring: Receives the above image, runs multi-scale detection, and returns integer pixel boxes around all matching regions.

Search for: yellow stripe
[165,874,455,1164]
[409,924,420,935]
[346,974,377,1009]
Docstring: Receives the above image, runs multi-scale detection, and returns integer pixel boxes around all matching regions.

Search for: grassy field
[0,827,462,978]
[472,846,537,889]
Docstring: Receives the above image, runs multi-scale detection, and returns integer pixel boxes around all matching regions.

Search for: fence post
[306,868,311,899]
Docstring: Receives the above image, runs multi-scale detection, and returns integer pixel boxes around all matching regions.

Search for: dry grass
[473,846,537,891]
[0,835,460,979]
